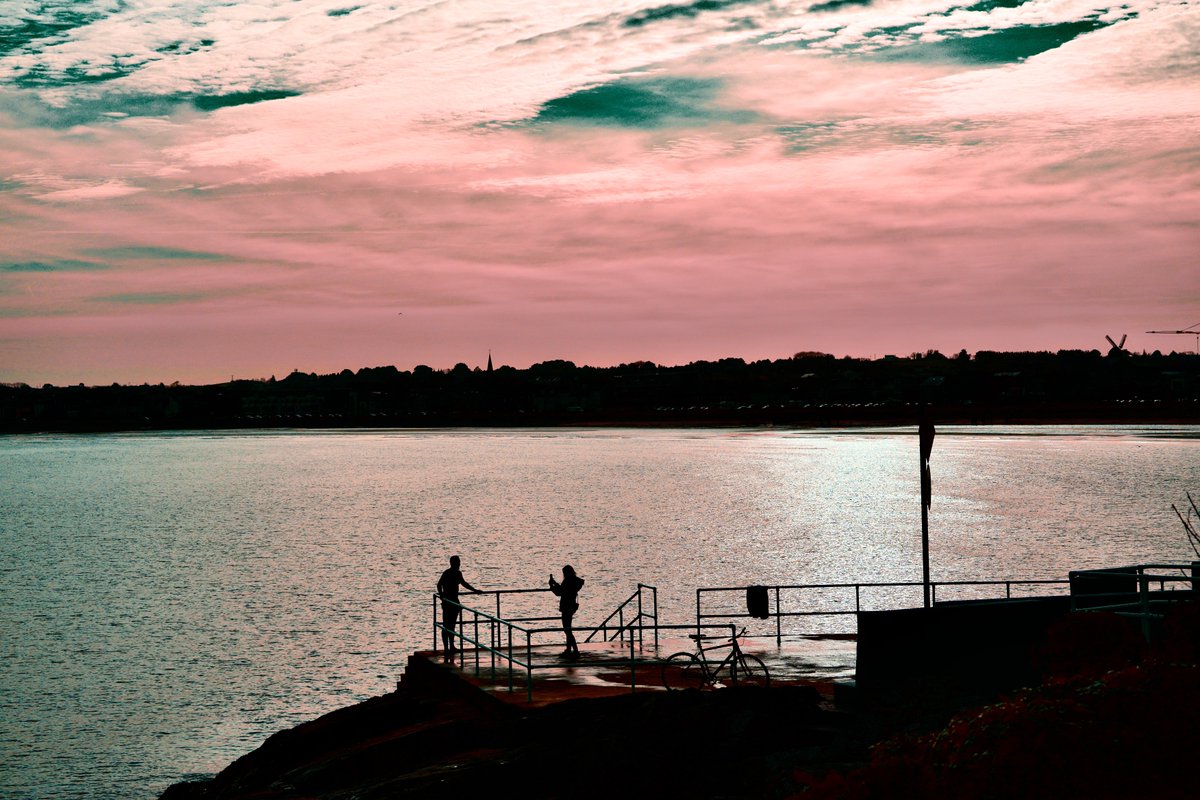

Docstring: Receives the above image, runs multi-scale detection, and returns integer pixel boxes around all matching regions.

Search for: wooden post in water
[919,417,936,609]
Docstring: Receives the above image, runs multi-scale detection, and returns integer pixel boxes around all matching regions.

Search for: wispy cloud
[1,259,107,272]
[84,246,228,261]
[529,76,759,128]
[90,291,210,305]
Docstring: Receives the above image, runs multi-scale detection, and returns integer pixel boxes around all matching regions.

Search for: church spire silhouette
[487,350,493,373]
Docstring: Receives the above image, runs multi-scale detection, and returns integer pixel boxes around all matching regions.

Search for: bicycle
[661,627,770,690]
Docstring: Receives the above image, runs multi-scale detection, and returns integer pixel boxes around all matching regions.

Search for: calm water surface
[2,426,1198,798]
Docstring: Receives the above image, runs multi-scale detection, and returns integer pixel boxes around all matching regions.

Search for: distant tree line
[1,349,1197,433]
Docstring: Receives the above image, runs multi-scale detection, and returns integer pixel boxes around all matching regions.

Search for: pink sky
[1,1,1198,384]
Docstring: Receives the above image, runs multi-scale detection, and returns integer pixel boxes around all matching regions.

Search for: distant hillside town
[2,349,1198,433]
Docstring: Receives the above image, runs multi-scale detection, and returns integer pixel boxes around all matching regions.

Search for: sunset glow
[2,0,1198,384]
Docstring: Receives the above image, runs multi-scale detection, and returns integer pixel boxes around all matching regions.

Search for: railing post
[491,619,496,680]
[507,626,513,693]
[637,587,644,650]
[458,612,465,669]
[855,584,860,614]
[1006,581,1011,599]
[630,628,636,693]
[474,611,480,674]
[775,586,782,645]
[653,586,659,649]
[618,608,624,644]
[696,589,702,640]
[526,630,533,703]
[1139,571,1152,643]
[931,583,937,605]
[433,595,438,652]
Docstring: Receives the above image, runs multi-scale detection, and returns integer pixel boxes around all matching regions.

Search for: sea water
[2,426,1197,798]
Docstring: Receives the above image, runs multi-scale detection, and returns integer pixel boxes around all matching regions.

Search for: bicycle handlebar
[688,627,746,642]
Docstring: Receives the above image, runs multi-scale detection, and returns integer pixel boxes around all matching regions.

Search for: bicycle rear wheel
[733,653,770,688]
[662,652,704,690]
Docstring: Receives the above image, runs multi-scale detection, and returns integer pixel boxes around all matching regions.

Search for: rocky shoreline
[162,601,1200,800]
[161,655,859,799]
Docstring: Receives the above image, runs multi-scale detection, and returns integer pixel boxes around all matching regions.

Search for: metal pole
[920,418,934,609]
[1139,572,1151,642]
[696,589,701,640]
[618,608,624,644]
[922,496,931,609]
[653,586,659,649]
[433,595,438,652]
[630,628,636,693]
[507,625,513,692]
[855,584,861,613]
[526,631,533,703]
[775,586,782,645]
[474,612,480,674]
[637,587,644,650]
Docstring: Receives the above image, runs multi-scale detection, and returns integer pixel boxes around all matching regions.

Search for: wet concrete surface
[423,633,856,707]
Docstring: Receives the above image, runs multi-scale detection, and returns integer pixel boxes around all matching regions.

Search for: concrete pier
[405,634,857,707]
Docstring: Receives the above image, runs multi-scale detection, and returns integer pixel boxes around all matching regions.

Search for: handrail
[1068,563,1199,641]
[465,587,553,632]
[434,584,664,702]
[697,578,1071,643]
[589,591,635,634]
[584,583,658,648]
[436,594,533,632]
[435,592,536,701]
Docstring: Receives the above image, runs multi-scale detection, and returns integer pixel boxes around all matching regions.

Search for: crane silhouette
[1145,323,1200,354]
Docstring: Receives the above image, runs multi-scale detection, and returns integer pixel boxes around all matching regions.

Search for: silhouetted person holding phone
[549,565,584,659]
[437,555,478,662]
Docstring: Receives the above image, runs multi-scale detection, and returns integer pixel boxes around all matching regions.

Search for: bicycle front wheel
[662,652,704,690]
[733,653,770,688]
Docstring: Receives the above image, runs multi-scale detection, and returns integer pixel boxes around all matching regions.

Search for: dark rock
[160,680,842,800]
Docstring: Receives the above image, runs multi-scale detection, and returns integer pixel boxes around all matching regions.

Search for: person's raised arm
[461,576,479,594]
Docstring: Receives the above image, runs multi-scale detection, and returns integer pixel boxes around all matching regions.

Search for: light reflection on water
[1,425,1197,798]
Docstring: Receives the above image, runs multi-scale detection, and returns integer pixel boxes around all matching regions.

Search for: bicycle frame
[661,627,770,691]
[692,634,749,685]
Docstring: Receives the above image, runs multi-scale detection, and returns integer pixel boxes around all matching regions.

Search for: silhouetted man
[549,565,584,659]
[437,555,478,662]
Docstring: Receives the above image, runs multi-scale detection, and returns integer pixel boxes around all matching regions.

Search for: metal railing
[696,579,1071,643]
[478,586,559,625]
[434,593,537,701]
[583,583,658,648]
[1069,563,1199,641]
[435,584,665,701]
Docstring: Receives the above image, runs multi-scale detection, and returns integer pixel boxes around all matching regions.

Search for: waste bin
[746,585,770,619]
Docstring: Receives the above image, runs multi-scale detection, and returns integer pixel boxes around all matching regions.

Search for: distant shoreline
[4,350,1197,434]
[2,406,1198,435]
